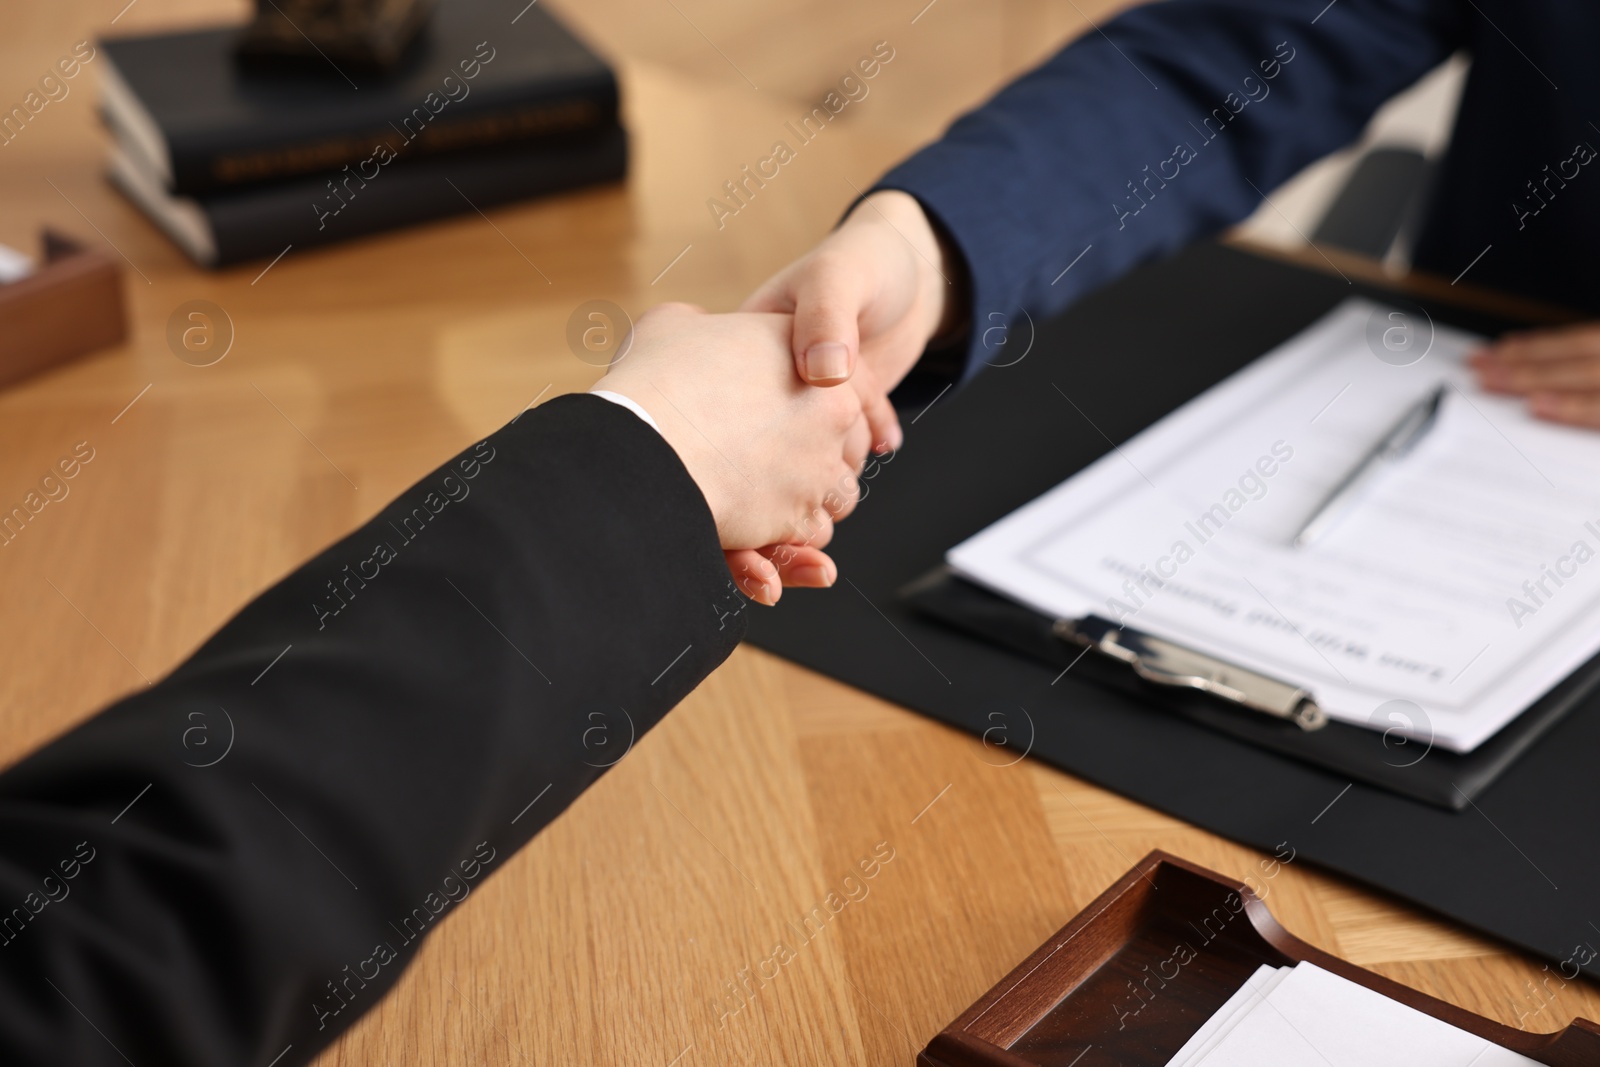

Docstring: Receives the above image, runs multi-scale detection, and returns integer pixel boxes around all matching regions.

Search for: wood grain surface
[1,1,1597,1064]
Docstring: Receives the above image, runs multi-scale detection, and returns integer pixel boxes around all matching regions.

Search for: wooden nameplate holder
[920,850,1600,1067]
[0,230,127,391]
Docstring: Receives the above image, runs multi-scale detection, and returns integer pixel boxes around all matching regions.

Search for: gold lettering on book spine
[210,99,603,183]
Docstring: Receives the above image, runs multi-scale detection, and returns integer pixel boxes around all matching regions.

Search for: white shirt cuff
[589,389,662,434]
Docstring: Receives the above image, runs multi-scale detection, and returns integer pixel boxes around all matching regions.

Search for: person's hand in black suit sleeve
[594,303,873,605]
[0,304,872,1065]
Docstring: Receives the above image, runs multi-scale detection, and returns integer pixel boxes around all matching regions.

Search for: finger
[823,414,873,525]
[760,543,837,588]
[790,257,863,386]
[1476,324,1600,365]
[854,381,901,453]
[790,504,834,550]
[843,411,873,476]
[828,467,863,522]
[1530,390,1600,429]
[723,549,781,605]
[768,505,836,553]
[1474,356,1600,394]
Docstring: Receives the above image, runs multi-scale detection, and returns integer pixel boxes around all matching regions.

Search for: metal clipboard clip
[1052,615,1328,731]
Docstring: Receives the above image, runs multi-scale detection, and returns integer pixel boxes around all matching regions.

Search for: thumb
[791,265,863,386]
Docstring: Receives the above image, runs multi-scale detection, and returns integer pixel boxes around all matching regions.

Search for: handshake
[592,191,965,606]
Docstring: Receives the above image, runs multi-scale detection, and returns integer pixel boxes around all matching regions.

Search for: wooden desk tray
[0,230,126,391]
[919,850,1600,1067]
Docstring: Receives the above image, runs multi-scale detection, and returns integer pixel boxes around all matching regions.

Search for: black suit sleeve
[0,395,750,1067]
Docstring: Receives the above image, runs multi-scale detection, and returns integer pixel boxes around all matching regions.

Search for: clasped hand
[594,192,960,606]
[593,304,872,605]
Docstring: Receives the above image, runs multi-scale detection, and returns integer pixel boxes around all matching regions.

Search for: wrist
[925,215,969,345]
[590,381,735,542]
[589,389,662,434]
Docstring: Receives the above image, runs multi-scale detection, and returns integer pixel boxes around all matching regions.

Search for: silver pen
[1291,384,1447,549]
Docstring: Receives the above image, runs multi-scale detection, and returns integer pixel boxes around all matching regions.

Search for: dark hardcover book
[99,0,617,197]
[109,124,627,268]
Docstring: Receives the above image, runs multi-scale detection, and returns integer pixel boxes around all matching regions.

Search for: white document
[949,299,1600,751]
[1165,965,1288,1067]
[1166,961,1540,1067]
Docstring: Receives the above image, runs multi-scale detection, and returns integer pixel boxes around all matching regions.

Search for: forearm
[0,396,745,1066]
[874,0,1464,384]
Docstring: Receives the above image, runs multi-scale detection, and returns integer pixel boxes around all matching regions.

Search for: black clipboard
[745,242,1600,979]
[901,565,1600,809]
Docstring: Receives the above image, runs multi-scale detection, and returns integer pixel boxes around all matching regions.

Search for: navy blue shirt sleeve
[874,0,1467,387]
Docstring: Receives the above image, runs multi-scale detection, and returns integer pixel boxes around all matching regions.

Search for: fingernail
[1531,393,1559,417]
[740,572,777,604]
[790,563,836,588]
[804,343,850,383]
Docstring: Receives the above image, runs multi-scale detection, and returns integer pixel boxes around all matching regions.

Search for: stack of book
[100,0,626,268]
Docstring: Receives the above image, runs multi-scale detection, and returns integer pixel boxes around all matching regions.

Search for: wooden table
[3,1,1597,1063]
